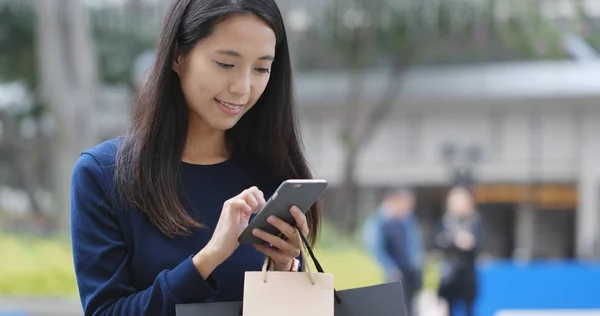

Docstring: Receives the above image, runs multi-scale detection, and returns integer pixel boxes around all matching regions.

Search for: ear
[172,46,183,75]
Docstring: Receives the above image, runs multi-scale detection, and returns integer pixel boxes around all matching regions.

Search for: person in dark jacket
[380,188,424,316]
[435,186,483,316]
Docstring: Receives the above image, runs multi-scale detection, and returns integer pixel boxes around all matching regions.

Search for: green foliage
[310,0,571,69]
[0,234,78,296]
[0,2,37,87]
[92,10,156,86]
[494,0,565,60]
[0,227,384,296]
[0,2,156,88]
[314,247,384,289]
[0,223,444,296]
[589,34,600,52]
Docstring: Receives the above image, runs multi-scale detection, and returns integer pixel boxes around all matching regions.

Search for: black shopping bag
[176,301,241,315]
[334,282,406,316]
[176,233,407,316]
[176,282,406,316]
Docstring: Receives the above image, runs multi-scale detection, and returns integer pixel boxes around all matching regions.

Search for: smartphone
[237,179,328,245]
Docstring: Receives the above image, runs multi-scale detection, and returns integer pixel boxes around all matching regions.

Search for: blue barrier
[474,261,600,316]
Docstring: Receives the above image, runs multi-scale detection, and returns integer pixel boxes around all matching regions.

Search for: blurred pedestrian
[362,187,424,315]
[435,186,483,316]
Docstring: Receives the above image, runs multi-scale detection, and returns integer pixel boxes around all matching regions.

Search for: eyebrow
[217,49,274,61]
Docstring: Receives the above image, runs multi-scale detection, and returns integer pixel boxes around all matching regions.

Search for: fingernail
[267,216,275,223]
[291,206,300,213]
[253,228,260,235]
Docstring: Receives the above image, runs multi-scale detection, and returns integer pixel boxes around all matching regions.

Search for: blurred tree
[0,0,157,230]
[0,2,50,221]
[576,0,600,54]
[35,0,99,230]
[315,0,576,235]
[0,3,37,88]
[92,7,157,87]
[0,1,157,88]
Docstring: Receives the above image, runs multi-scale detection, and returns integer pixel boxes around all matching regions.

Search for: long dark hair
[115,0,321,245]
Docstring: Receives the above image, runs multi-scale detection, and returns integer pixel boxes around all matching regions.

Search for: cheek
[181,67,221,100]
[250,76,271,104]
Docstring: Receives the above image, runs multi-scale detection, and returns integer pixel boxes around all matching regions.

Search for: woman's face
[173,13,276,132]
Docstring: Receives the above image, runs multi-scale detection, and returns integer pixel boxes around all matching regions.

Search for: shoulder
[72,136,123,189]
[80,136,123,167]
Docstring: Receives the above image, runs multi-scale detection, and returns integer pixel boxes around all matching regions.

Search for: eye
[216,62,234,69]
[256,68,271,74]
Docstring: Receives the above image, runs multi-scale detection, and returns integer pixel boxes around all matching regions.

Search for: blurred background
[1,0,600,315]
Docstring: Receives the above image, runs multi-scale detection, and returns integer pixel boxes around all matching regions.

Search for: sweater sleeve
[70,153,218,316]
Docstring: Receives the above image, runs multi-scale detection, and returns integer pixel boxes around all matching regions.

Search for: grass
[0,224,439,296]
[0,234,78,296]
[314,247,384,289]
[312,221,385,289]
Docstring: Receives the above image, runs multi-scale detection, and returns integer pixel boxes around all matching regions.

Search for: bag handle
[298,231,343,305]
[262,228,316,285]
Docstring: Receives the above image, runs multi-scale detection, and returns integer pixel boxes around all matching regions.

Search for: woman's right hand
[193,186,266,277]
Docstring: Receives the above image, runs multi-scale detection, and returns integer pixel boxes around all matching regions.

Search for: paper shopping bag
[242,228,335,316]
[175,229,408,316]
[175,282,407,316]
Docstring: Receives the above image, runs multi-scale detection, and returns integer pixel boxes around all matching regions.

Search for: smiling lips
[215,98,245,115]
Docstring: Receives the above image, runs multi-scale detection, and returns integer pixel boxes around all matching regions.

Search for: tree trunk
[355,57,412,149]
[333,55,412,236]
[330,27,369,234]
[335,144,360,234]
[36,0,98,231]
[0,113,44,217]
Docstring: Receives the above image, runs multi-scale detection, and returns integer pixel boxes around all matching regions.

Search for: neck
[182,116,230,165]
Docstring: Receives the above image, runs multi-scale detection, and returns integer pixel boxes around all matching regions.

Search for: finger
[225,198,252,215]
[266,215,297,242]
[248,188,266,214]
[254,189,266,208]
[290,206,309,237]
[240,188,260,211]
[253,244,293,265]
[252,228,298,257]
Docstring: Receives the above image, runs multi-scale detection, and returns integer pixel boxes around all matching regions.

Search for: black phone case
[237,180,327,245]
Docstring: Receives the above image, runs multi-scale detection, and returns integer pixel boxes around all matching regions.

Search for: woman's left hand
[252,205,309,271]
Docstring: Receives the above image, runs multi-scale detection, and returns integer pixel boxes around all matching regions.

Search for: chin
[209,117,243,131]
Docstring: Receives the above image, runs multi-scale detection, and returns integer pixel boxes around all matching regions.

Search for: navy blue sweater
[70,138,279,316]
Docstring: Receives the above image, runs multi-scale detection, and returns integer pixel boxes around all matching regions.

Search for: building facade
[292,61,600,260]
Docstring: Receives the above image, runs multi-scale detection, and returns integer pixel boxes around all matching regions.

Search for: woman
[70,0,321,315]
[435,186,483,316]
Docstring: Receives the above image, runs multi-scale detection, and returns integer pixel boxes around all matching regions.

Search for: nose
[229,71,251,98]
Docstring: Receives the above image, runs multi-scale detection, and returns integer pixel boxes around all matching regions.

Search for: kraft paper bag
[175,282,407,316]
[176,229,408,316]
[242,228,334,316]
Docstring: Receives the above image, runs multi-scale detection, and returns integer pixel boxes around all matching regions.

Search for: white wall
[299,101,592,186]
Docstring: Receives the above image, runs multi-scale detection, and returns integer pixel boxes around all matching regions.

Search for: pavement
[0,297,82,316]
